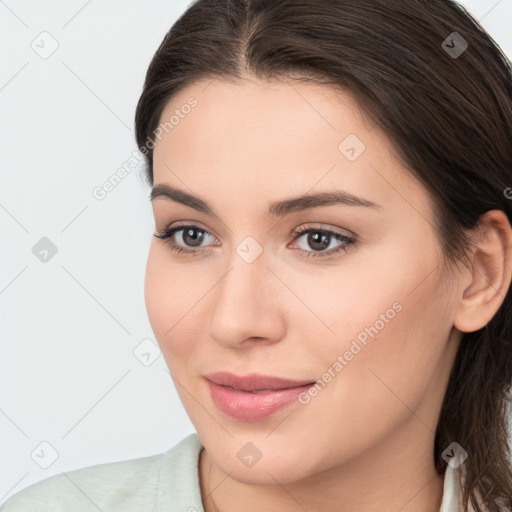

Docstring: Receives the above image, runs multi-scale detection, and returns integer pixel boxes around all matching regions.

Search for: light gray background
[1,0,511,503]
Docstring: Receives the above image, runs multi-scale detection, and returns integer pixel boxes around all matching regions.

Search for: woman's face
[146,76,463,485]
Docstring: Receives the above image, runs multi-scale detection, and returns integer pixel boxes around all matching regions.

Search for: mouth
[203,372,317,421]
[222,386,279,394]
[203,371,317,392]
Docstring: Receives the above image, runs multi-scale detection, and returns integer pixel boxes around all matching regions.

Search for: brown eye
[291,227,356,258]
[181,227,206,247]
[153,224,216,255]
[306,232,331,251]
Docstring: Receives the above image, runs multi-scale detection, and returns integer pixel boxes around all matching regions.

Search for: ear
[453,210,512,333]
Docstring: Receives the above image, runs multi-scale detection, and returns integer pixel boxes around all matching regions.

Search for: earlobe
[453,210,512,334]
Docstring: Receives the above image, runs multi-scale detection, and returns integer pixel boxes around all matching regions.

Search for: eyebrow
[150,184,381,218]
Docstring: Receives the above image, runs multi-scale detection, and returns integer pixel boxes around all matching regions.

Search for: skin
[145,75,512,512]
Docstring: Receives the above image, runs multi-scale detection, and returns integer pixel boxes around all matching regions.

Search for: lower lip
[206,380,315,421]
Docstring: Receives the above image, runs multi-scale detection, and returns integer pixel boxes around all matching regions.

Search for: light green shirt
[1,433,461,511]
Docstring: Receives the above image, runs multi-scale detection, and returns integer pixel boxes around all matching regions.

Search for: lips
[203,371,316,392]
[205,373,317,421]
[203,372,318,421]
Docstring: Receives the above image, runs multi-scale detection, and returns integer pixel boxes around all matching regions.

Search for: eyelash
[153,223,356,259]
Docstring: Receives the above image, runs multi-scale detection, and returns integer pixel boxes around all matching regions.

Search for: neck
[199,420,445,512]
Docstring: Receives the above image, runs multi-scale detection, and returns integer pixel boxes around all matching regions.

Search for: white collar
[439,464,460,512]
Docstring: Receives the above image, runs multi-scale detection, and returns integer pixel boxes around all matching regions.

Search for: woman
[2,0,511,511]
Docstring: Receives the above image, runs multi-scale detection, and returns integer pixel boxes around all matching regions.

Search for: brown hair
[134,1,512,510]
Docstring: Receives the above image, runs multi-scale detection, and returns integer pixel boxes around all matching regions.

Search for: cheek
[144,245,205,358]
[323,266,451,422]
[144,246,171,340]
[304,239,451,400]
[278,246,420,354]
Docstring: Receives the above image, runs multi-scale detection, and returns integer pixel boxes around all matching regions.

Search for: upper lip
[204,371,316,391]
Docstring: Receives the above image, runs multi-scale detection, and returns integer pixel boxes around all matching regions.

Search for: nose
[208,248,286,349]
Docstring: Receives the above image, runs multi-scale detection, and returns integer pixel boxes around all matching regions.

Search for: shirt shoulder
[0,433,205,512]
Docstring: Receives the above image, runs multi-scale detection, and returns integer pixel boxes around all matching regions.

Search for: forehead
[156,76,373,150]
[152,77,430,216]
